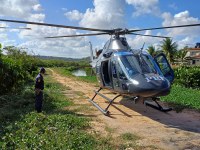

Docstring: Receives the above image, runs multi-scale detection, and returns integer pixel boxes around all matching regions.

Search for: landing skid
[88,88,121,115]
[144,97,172,112]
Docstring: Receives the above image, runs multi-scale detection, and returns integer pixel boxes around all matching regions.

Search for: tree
[160,38,178,64]
[147,45,156,57]
[176,46,188,64]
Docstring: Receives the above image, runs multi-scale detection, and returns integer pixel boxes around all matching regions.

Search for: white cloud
[0,0,40,19]
[18,38,90,58]
[33,4,43,11]
[79,0,126,29]
[127,30,162,49]
[17,24,90,57]
[28,13,45,22]
[162,11,200,37]
[177,36,195,49]
[0,33,8,40]
[64,10,83,21]
[125,0,160,17]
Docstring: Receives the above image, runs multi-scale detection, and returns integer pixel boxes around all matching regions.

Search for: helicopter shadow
[109,97,200,133]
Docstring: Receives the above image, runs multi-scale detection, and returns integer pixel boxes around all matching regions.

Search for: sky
[0,0,200,58]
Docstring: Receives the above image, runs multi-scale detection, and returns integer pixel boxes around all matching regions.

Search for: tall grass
[0,73,97,149]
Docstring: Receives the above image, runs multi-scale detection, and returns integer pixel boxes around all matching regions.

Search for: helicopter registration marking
[145,75,164,82]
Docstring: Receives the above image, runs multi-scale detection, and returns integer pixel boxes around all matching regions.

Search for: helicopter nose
[128,74,170,97]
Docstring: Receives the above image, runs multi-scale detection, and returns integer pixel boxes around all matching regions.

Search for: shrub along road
[50,68,200,150]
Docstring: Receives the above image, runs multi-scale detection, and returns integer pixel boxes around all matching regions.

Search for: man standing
[35,67,45,113]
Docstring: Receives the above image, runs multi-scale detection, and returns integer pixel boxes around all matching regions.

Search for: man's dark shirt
[35,73,44,90]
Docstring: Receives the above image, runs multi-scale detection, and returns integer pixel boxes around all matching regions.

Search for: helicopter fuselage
[91,36,174,98]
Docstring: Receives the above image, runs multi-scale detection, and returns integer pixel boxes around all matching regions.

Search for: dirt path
[50,69,200,150]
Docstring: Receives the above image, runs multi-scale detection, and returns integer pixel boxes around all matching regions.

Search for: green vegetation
[120,133,140,141]
[0,45,101,149]
[0,73,97,149]
[161,85,200,111]
[0,46,38,94]
[174,65,200,89]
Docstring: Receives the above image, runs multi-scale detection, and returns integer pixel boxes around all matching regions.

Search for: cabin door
[154,53,174,83]
[111,58,128,92]
[101,60,112,87]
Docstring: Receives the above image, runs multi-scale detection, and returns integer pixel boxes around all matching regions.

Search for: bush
[174,66,200,88]
[0,46,39,94]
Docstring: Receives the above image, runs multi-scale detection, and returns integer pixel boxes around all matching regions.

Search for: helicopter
[1,19,200,115]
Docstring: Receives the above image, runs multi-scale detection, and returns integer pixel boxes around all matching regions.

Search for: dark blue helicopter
[1,19,199,115]
[89,35,174,115]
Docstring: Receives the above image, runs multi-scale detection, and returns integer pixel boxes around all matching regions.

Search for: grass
[0,71,112,149]
[161,84,200,111]
[120,132,140,141]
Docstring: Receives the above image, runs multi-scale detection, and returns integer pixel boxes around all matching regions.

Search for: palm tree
[176,46,188,64]
[161,38,178,64]
[147,45,156,57]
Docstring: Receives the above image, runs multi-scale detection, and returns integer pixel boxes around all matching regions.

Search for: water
[72,69,87,76]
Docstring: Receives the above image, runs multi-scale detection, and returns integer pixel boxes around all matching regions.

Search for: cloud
[28,13,46,22]
[79,0,126,29]
[0,0,41,19]
[64,10,83,21]
[18,38,90,58]
[162,11,200,37]
[127,30,162,49]
[125,0,160,17]
[17,24,90,57]
[33,4,43,11]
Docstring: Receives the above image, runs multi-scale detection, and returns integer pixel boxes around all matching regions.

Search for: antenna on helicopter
[140,42,145,52]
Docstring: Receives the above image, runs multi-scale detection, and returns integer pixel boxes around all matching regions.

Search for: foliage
[0,46,39,94]
[0,73,97,149]
[146,45,156,57]
[161,38,178,64]
[161,84,200,111]
[174,65,200,88]
[175,46,188,63]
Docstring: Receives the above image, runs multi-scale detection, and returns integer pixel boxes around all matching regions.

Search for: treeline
[0,45,38,94]
[147,38,187,64]
[0,45,90,95]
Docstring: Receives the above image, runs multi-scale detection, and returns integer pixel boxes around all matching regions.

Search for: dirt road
[50,69,200,150]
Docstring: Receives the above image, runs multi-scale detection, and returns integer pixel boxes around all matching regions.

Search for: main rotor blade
[0,19,111,33]
[45,32,108,38]
[129,33,170,38]
[0,26,31,30]
[128,23,200,32]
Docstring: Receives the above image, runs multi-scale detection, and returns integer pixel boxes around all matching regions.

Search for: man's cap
[40,67,46,73]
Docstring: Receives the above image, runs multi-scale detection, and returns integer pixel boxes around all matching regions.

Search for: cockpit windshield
[120,54,157,77]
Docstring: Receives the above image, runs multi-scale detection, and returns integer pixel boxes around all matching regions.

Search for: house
[184,43,200,65]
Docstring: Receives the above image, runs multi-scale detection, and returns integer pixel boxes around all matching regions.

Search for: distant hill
[36,55,90,62]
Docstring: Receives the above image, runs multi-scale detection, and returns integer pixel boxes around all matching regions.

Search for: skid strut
[144,97,172,112]
[88,88,121,115]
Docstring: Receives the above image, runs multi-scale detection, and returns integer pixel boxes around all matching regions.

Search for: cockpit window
[120,55,141,77]
[140,55,157,74]
[120,54,157,77]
